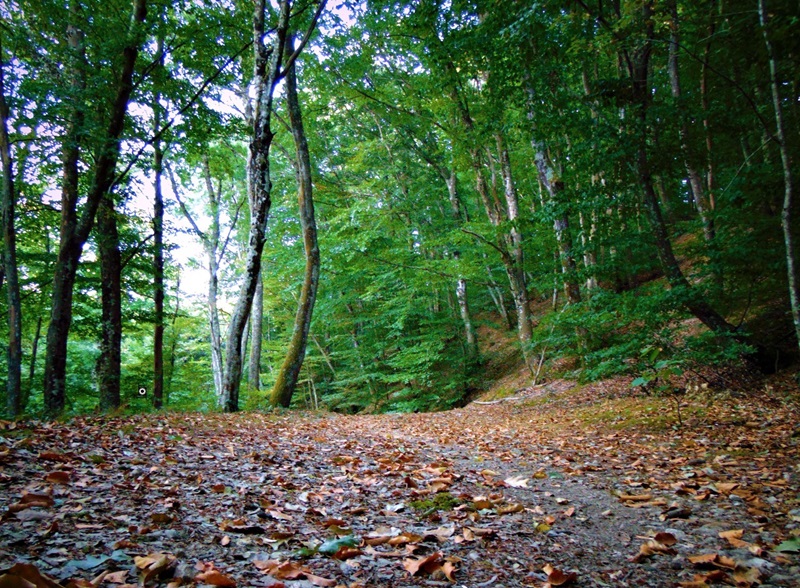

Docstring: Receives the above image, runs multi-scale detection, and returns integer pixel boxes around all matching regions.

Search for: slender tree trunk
[152,39,165,409]
[169,162,225,403]
[224,1,325,411]
[26,316,42,409]
[97,195,122,411]
[531,140,581,304]
[579,210,598,290]
[631,1,734,335]
[0,38,22,417]
[271,34,321,408]
[759,0,800,353]
[249,272,263,391]
[444,170,478,358]
[222,0,292,412]
[152,139,164,408]
[667,0,714,242]
[43,0,147,416]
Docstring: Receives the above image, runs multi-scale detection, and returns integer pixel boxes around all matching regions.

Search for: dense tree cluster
[1,0,798,417]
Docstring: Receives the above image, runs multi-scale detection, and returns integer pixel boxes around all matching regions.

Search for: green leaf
[318,535,360,555]
[775,537,800,553]
[631,377,649,387]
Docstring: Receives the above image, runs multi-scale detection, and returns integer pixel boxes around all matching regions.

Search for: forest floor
[1,373,800,588]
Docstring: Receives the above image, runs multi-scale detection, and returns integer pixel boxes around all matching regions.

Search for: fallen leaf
[194,571,236,587]
[45,471,71,484]
[403,552,442,576]
[543,564,577,586]
[102,571,128,585]
[504,476,529,488]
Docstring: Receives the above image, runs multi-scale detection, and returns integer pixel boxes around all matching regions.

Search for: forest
[1,0,799,417]
[2,1,800,586]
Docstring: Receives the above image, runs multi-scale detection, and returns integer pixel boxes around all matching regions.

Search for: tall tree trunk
[528,129,581,304]
[222,0,291,412]
[152,135,164,409]
[631,1,734,335]
[223,0,326,411]
[271,34,321,408]
[169,161,225,403]
[444,170,477,359]
[667,0,714,242]
[0,37,22,417]
[97,195,122,411]
[759,0,800,353]
[249,272,263,392]
[43,0,147,416]
[152,38,165,409]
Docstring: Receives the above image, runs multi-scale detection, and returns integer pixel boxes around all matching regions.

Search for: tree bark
[152,130,164,409]
[96,194,122,411]
[444,170,478,359]
[271,34,321,408]
[43,0,147,416]
[249,271,263,392]
[759,0,800,354]
[0,36,22,417]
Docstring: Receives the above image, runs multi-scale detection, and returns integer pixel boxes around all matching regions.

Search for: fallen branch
[474,397,521,405]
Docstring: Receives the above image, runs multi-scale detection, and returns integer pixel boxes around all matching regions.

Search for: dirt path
[0,381,798,587]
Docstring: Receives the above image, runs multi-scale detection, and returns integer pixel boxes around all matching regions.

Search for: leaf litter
[0,375,799,586]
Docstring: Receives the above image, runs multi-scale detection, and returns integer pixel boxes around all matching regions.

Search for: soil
[0,374,799,588]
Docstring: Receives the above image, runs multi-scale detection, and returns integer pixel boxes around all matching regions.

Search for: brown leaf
[102,571,128,585]
[496,503,524,515]
[1,564,62,588]
[194,571,236,587]
[732,565,761,587]
[719,529,744,540]
[654,532,678,546]
[303,574,336,588]
[403,552,443,576]
[45,471,71,484]
[543,565,577,586]
[688,553,719,566]
[631,539,677,562]
[332,547,362,560]
[38,452,68,462]
[618,494,652,502]
[388,533,423,546]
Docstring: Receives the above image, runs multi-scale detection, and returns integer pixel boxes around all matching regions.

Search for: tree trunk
[169,161,225,403]
[667,0,714,242]
[97,195,122,411]
[271,34,321,408]
[222,0,292,412]
[43,0,147,416]
[631,1,734,335]
[0,38,22,417]
[444,170,478,358]
[759,0,800,353]
[153,136,164,409]
[249,271,263,392]
[152,39,165,409]
[529,134,581,304]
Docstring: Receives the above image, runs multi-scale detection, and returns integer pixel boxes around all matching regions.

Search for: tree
[42,0,147,416]
[221,0,326,412]
[0,36,22,417]
[270,34,321,408]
